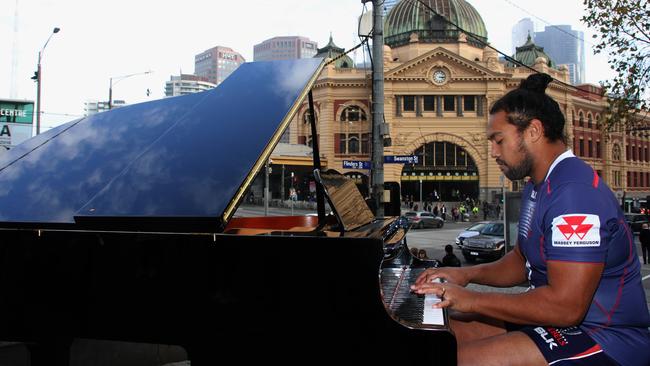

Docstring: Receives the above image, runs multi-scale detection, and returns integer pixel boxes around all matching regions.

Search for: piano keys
[381,266,447,327]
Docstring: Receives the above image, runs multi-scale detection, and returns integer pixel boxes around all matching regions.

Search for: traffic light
[30,71,39,81]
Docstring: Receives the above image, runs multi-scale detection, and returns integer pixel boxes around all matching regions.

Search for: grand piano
[0,58,456,365]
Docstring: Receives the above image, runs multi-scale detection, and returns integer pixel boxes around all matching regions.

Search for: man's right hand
[413,267,471,288]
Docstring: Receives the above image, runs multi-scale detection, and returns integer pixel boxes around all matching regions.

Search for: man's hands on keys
[410,267,476,313]
[414,266,470,287]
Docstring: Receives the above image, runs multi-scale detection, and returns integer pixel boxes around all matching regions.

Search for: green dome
[314,35,354,68]
[507,34,555,68]
[385,0,488,48]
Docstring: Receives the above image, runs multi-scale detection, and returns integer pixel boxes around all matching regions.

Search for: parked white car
[455,221,491,247]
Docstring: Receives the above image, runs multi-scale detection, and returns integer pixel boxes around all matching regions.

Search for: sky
[0,0,613,131]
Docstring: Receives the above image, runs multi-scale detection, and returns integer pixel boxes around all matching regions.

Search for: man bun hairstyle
[520,73,553,94]
[489,73,566,143]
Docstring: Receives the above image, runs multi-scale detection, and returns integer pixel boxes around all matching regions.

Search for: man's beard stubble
[500,139,534,181]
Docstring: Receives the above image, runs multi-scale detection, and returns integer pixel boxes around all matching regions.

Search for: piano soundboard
[381,266,448,328]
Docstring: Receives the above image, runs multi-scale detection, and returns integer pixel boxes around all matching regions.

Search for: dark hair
[445,244,453,253]
[489,73,566,143]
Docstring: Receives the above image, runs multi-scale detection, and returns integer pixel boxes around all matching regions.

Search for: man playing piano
[412,73,650,366]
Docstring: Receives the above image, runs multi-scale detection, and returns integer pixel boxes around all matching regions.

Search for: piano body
[0,58,456,365]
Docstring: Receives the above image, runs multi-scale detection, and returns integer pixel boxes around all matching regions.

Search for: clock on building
[432,69,447,85]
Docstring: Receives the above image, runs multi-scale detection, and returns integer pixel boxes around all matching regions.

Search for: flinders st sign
[0,99,34,150]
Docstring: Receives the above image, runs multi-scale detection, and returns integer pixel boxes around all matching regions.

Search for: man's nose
[490,142,499,159]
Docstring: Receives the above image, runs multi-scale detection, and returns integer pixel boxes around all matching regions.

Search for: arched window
[612,144,621,161]
[578,111,584,127]
[303,110,312,124]
[587,113,593,129]
[302,108,319,124]
[340,105,367,122]
[595,114,601,130]
[348,136,360,153]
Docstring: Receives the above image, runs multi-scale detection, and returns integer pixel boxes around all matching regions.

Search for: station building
[271,0,649,211]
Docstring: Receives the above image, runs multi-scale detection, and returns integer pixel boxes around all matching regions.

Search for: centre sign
[0,99,34,150]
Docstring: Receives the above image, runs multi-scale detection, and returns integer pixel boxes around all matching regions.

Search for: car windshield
[466,223,486,232]
[404,212,416,217]
[480,223,503,236]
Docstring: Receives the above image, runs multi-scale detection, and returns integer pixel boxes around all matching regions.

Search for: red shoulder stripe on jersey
[547,179,551,194]
[592,170,599,188]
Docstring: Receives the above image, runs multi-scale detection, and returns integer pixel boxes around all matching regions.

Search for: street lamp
[419,179,423,211]
[108,70,152,109]
[34,27,61,135]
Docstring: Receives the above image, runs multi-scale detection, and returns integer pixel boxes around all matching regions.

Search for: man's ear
[526,119,544,142]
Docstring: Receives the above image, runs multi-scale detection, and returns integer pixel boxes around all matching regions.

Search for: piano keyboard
[381,267,446,327]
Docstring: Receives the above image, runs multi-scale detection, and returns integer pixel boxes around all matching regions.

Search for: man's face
[487,111,534,181]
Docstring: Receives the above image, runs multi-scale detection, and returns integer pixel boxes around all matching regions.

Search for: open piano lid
[0,58,325,232]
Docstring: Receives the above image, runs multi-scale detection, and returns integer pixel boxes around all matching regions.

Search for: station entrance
[400,141,479,204]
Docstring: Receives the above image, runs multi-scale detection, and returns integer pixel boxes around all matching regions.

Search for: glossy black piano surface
[0,58,455,365]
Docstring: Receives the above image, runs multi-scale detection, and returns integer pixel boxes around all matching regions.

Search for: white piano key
[423,294,444,325]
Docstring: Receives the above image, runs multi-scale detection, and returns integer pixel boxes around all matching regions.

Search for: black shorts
[506,324,620,365]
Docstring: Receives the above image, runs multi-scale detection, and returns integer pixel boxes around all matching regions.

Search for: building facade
[253,36,318,61]
[194,46,245,86]
[534,25,586,85]
[164,74,216,97]
[283,0,649,209]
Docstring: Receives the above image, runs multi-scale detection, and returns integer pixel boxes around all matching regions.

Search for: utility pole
[362,0,386,217]
[264,159,270,216]
[34,27,60,135]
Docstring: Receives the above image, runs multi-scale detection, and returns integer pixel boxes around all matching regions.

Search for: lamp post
[290,172,295,215]
[34,27,60,135]
[264,159,272,216]
[108,70,152,109]
[419,179,423,211]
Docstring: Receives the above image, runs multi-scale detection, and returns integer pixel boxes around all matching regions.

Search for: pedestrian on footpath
[640,223,650,265]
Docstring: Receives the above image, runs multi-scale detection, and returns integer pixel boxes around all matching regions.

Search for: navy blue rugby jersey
[518,152,650,366]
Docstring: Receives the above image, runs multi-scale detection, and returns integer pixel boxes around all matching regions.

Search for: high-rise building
[164,74,216,97]
[84,99,126,116]
[253,36,318,62]
[194,46,245,86]
[511,18,535,54]
[534,25,585,84]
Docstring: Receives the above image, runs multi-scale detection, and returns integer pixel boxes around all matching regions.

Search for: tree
[582,0,650,130]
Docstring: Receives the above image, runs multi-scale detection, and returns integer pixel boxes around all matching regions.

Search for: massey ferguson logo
[556,216,593,240]
[551,214,600,247]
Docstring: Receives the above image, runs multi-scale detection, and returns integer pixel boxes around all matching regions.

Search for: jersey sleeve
[542,183,613,263]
